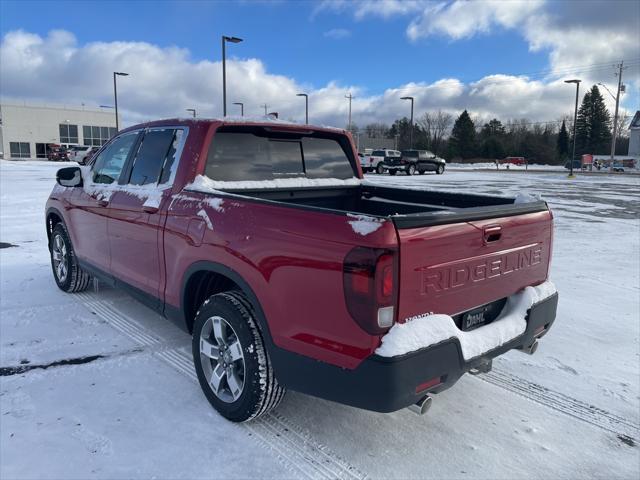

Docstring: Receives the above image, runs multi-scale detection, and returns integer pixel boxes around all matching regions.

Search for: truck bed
[220,183,548,228]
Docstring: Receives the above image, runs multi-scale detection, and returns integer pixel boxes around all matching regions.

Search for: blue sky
[0,0,549,94]
[1,0,638,126]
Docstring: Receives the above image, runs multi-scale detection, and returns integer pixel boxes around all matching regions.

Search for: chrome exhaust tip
[520,339,539,355]
[408,395,432,415]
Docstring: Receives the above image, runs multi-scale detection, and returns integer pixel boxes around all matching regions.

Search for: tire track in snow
[481,368,640,440]
[75,291,366,480]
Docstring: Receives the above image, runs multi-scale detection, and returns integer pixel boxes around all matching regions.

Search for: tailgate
[395,210,553,322]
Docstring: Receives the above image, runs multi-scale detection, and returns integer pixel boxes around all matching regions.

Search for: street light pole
[401,96,414,149]
[186,108,196,118]
[113,71,129,132]
[261,104,268,115]
[233,102,244,116]
[564,79,581,178]
[609,61,625,170]
[221,35,243,117]
[296,93,308,124]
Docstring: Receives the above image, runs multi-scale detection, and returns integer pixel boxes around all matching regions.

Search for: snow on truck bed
[376,281,556,359]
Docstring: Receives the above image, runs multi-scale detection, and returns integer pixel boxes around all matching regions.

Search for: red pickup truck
[46,119,558,422]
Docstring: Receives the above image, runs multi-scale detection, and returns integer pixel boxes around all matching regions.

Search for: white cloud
[0,29,635,131]
[407,0,545,40]
[323,28,351,39]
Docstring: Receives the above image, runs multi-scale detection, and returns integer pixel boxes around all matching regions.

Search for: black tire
[419,169,426,175]
[436,165,445,174]
[389,169,397,175]
[407,164,416,176]
[192,291,285,422]
[376,163,384,174]
[50,223,91,293]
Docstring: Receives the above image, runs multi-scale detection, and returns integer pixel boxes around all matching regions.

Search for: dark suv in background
[385,149,446,175]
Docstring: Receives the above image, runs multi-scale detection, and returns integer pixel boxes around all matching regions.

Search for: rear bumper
[271,292,558,413]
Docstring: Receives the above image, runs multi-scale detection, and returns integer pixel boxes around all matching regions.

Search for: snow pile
[79,166,167,208]
[376,281,557,360]
[204,197,225,211]
[187,174,360,191]
[514,192,542,204]
[347,214,384,235]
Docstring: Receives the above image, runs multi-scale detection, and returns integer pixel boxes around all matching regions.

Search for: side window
[91,133,138,184]
[128,128,181,185]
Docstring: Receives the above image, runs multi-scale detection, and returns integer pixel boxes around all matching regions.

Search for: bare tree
[364,122,390,138]
[615,109,631,138]
[416,110,453,155]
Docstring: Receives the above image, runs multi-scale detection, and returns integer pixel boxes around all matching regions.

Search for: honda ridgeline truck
[46,118,558,422]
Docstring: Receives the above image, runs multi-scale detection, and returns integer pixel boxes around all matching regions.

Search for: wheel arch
[180,261,274,346]
[45,207,65,250]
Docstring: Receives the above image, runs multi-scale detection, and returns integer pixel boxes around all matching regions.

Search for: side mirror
[57,167,83,187]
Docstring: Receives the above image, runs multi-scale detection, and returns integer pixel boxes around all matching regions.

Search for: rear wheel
[192,291,285,422]
[376,163,384,174]
[50,223,91,293]
[407,164,416,175]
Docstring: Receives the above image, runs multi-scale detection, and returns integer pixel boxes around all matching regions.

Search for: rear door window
[205,128,355,181]
[128,128,184,185]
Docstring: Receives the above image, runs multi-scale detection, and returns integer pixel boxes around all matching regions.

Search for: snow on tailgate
[376,281,556,360]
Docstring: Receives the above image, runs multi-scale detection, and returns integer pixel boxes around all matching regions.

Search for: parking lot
[1,161,639,479]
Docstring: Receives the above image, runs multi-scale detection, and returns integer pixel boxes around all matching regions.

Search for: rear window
[371,150,385,156]
[205,128,355,181]
[402,150,418,158]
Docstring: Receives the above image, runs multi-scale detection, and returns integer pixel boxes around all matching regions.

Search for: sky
[1,0,639,129]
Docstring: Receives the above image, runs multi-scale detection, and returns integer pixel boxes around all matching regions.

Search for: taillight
[343,247,398,335]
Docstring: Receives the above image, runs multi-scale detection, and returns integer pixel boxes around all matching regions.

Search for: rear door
[68,132,139,273]
[106,127,186,302]
[395,210,553,323]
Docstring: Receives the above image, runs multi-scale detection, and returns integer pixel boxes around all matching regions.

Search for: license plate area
[455,297,507,331]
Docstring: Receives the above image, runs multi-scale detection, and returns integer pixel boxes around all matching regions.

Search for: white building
[0,101,120,159]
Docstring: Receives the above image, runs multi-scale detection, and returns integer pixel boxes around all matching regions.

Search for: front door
[67,131,140,274]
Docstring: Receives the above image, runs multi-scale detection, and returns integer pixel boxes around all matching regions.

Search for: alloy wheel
[199,316,246,403]
[52,234,68,283]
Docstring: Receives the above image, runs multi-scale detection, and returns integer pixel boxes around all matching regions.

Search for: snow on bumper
[376,281,557,361]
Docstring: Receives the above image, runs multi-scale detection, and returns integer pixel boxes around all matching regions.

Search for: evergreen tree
[449,110,476,159]
[575,85,612,155]
[557,120,569,158]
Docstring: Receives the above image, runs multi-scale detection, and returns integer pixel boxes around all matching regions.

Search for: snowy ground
[1,160,639,479]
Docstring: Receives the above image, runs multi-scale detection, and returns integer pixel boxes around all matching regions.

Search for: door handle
[483,225,502,244]
[142,205,159,214]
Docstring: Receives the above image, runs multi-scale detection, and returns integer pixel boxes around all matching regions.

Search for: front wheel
[50,223,91,293]
[436,165,445,174]
[192,291,285,422]
[407,164,416,175]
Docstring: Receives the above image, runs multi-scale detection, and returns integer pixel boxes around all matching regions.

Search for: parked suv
[46,118,558,422]
[47,145,70,162]
[370,149,401,174]
[392,150,446,175]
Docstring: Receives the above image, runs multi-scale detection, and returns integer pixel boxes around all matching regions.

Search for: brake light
[343,247,398,335]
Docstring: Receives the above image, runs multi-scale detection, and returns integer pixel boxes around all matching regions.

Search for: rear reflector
[377,306,394,328]
[415,377,442,394]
